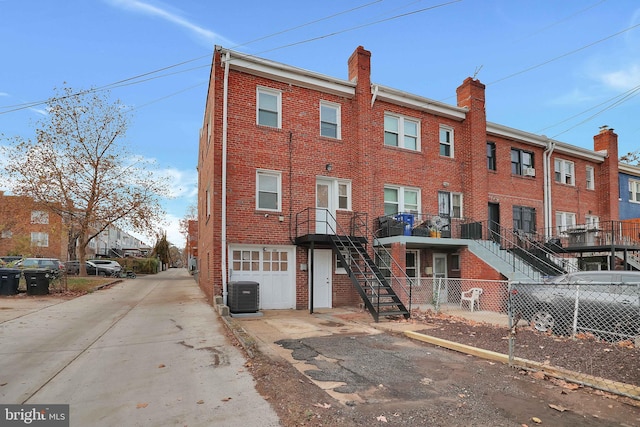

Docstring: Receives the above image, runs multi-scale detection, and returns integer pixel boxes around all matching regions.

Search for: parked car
[14,258,65,277]
[66,260,116,276]
[510,271,640,341]
[87,259,122,275]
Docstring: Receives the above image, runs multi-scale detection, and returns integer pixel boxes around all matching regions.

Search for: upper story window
[554,158,575,185]
[1,230,12,239]
[438,191,462,219]
[256,170,282,211]
[31,210,49,224]
[384,114,419,151]
[586,166,595,190]
[320,101,341,139]
[511,148,534,176]
[487,142,496,171]
[30,232,49,247]
[439,126,454,157]
[629,179,640,203]
[384,186,420,216]
[205,188,211,218]
[257,87,281,128]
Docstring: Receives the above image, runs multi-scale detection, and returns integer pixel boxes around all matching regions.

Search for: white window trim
[586,166,595,190]
[439,125,454,158]
[256,169,282,212]
[320,100,341,139]
[384,113,420,151]
[30,232,49,247]
[384,185,421,215]
[554,158,575,186]
[629,179,640,204]
[256,87,282,129]
[438,191,463,219]
[336,180,352,211]
[556,211,577,234]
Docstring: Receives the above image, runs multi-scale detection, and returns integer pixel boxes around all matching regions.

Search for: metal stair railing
[300,208,410,322]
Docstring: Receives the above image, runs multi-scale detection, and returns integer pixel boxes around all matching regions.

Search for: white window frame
[406,250,419,286]
[554,158,575,186]
[438,191,463,219]
[1,230,12,239]
[439,125,454,158]
[205,188,211,219]
[585,214,599,230]
[257,87,282,128]
[256,170,282,212]
[30,232,49,247]
[586,166,595,190]
[335,249,349,275]
[556,211,577,234]
[384,113,420,151]
[629,179,640,203]
[31,210,49,224]
[337,181,351,211]
[384,186,420,216]
[320,101,341,139]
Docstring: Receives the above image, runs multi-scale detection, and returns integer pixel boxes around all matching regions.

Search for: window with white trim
[586,166,595,190]
[585,214,599,230]
[30,232,49,247]
[511,148,534,175]
[384,114,419,151]
[384,186,420,216]
[556,211,577,234]
[31,210,49,224]
[487,142,496,171]
[438,191,462,219]
[320,101,340,139]
[205,188,211,218]
[406,250,419,286]
[1,230,12,239]
[338,182,350,210]
[554,158,575,185]
[439,126,454,157]
[257,87,281,128]
[335,250,349,274]
[629,179,640,203]
[256,170,282,211]
[232,250,260,271]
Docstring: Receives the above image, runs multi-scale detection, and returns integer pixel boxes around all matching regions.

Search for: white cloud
[105,0,233,46]
[159,167,198,199]
[600,64,640,91]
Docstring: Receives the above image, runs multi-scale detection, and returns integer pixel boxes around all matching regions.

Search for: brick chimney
[348,46,371,88]
[456,78,488,221]
[593,126,619,221]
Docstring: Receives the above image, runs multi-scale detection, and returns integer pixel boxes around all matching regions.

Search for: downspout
[371,84,378,108]
[543,137,556,239]
[221,49,230,305]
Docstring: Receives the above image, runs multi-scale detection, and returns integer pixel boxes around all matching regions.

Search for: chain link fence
[404,278,640,400]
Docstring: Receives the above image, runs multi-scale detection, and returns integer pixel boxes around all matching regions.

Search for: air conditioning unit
[523,167,536,177]
[228,281,259,314]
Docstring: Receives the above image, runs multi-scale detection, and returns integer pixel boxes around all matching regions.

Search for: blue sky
[1,0,639,248]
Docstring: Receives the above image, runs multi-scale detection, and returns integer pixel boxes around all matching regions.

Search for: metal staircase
[329,234,410,322]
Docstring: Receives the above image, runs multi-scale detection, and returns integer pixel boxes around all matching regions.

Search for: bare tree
[1,86,169,275]
[620,150,640,165]
[178,202,197,245]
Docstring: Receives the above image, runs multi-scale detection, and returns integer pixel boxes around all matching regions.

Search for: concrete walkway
[0,269,280,427]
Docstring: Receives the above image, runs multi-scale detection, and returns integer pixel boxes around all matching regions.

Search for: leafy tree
[1,86,169,275]
[153,231,171,269]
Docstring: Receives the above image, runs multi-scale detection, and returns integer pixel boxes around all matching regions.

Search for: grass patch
[64,277,114,293]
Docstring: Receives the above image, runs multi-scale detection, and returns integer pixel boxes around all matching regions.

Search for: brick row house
[0,191,67,260]
[197,45,639,318]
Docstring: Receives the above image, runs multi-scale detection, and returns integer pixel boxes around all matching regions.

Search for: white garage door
[228,245,295,309]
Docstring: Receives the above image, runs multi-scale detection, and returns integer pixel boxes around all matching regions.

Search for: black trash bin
[0,268,22,296]
[24,268,52,295]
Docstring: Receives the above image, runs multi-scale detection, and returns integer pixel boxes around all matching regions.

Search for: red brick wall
[198,46,620,310]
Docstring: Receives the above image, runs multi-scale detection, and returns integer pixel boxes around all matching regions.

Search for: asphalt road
[0,269,280,426]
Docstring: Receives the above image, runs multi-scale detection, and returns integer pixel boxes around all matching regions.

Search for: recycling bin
[24,268,52,295]
[394,213,415,236]
[0,268,21,296]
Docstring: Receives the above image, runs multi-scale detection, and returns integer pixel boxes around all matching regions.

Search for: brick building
[0,191,67,259]
[197,46,636,317]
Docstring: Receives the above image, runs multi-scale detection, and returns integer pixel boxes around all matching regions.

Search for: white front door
[310,249,332,309]
[316,179,336,234]
[433,253,448,304]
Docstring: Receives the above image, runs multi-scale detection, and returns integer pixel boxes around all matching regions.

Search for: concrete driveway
[0,269,279,427]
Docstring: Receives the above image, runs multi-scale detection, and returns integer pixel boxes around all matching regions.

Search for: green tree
[1,86,169,275]
[153,232,171,268]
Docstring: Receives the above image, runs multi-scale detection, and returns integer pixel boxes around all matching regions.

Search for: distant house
[187,220,198,273]
[0,191,68,259]
[197,46,639,318]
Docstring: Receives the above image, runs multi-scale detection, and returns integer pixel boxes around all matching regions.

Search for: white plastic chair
[460,287,483,312]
